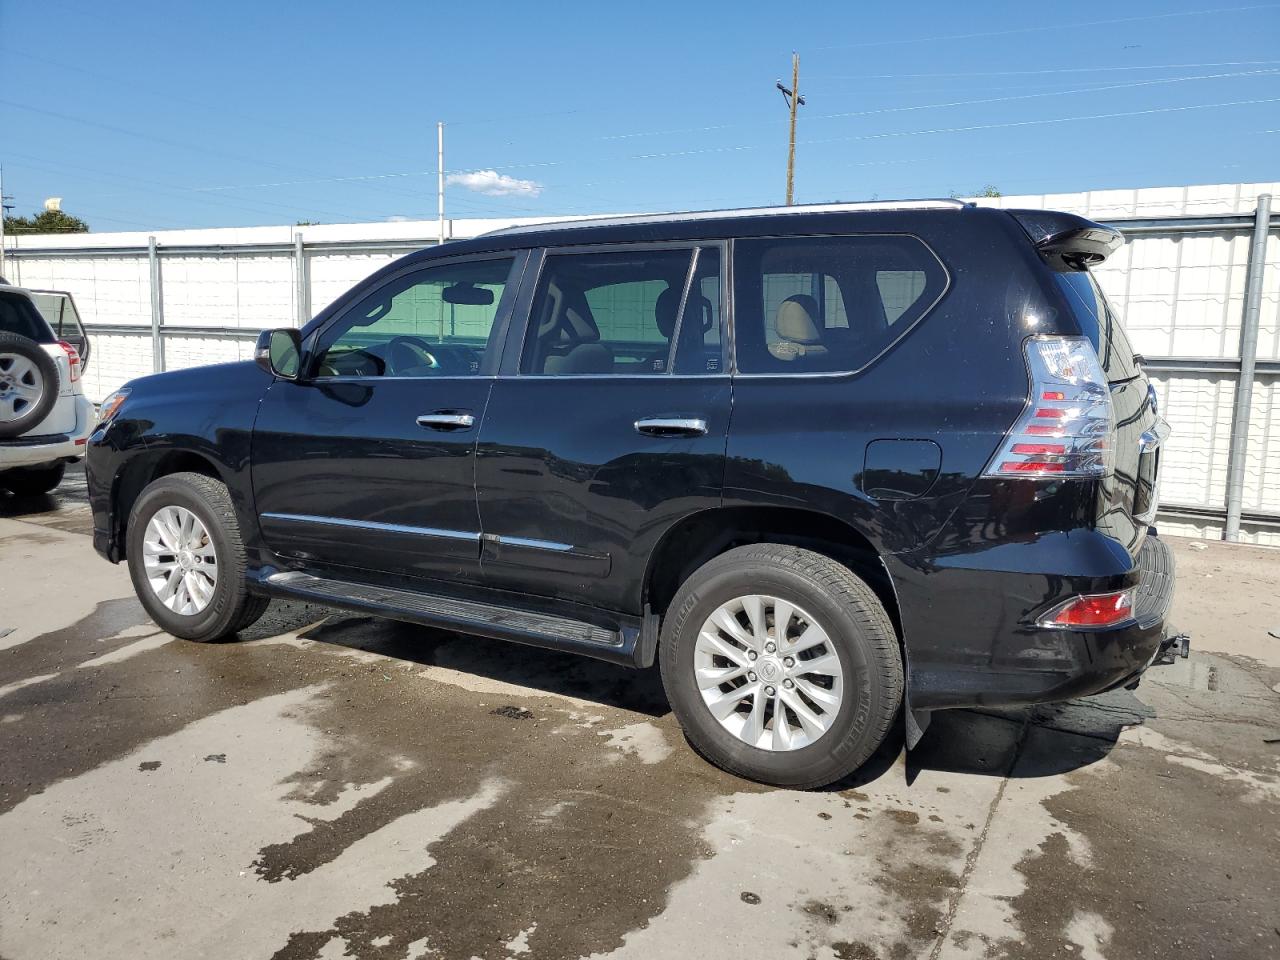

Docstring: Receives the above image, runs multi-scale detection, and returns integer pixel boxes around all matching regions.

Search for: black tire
[659,544,903,789]
[1,462,66,496]
[0,332,60,439]
[126,472,268,641]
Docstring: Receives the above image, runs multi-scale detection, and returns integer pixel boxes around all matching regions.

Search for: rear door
[251,252,525,583]
[474,243,730,614]
[0,290,77,436]
[29,291,91,368]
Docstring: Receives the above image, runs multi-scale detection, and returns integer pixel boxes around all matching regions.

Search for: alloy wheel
[694,594,845,751]
[142,505,219,616]
[0,352,45,424]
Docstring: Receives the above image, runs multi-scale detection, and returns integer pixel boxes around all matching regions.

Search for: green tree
[3,208,90,234]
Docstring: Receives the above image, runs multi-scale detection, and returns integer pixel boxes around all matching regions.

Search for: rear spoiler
[1007,209,1124,265]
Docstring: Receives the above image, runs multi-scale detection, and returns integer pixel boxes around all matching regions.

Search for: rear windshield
[0,292,56,343]
[1054,268,1139,382]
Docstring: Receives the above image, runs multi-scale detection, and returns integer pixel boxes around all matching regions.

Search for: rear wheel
[0,463,66,496]
[126,472,268,641]
[659,544,902,788]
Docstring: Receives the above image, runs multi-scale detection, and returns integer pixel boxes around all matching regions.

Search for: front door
[475,244,730,614]
[251,252,525,583]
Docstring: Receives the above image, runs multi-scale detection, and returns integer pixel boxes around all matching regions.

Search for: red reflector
[75,437,88,446]
[1041,390,1066,401]
[1000,461,1066,473]
[1033,408,1065,419]
[1024,424,1065,436]
[1011,443,1066,455]
[1044,591,1133,628]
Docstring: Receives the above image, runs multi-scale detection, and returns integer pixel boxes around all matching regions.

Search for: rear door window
[734,235,947,374]
[521,246,724,376]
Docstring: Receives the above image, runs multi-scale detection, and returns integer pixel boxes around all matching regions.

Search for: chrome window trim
[261,512,480,542]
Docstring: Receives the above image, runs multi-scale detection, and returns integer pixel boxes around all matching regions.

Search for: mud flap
[902,655,932,749]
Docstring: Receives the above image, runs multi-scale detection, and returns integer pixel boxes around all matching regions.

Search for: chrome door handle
[634,417,708,438]
[417,413,475,430]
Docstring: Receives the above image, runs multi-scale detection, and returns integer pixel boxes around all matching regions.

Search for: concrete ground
[1,468,1277,960]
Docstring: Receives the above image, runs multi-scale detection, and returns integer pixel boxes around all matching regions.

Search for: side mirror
[255,328,303,380]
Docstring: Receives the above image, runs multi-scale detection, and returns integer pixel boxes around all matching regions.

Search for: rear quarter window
[0,293,55,342]
[733,234,947,375]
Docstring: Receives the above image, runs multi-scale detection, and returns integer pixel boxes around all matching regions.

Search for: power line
[812,3,1280,50]
[800,96,1280,147]
[808,60,1280,80]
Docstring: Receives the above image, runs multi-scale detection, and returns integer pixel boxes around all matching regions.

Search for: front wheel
[126,472,268,641]
[659,544,903,789]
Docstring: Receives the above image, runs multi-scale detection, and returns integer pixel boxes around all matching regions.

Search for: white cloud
[446,169,543,198]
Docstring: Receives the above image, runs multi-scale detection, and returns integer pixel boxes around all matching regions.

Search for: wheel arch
[641,505,903,644]
[112,449,225,560]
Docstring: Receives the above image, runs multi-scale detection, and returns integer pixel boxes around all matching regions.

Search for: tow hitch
[1156,631,1191,665]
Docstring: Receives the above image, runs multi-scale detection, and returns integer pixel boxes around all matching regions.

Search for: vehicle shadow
[0,463,90,522]
[244,600,1159,782]
[902,690,1154,784]
[246,601,672,717]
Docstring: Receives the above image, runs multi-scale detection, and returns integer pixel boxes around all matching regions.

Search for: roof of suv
[481,198,971,238]
[413,198,985,262]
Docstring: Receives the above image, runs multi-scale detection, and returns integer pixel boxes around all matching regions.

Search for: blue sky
[2,0,1278,231]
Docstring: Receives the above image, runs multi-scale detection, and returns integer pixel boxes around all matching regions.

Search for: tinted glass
[0,293,55,342]
[521,247,722,376]
[1054,269,1139,382]
[313,257,515,378]
[734,235,946,374]
[29,292,85,341]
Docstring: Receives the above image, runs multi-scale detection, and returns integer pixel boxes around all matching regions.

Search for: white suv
[0,284,96,495]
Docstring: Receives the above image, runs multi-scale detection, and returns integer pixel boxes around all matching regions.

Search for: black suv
[87,200,1174,787]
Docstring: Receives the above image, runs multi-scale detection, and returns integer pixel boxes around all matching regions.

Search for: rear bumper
[897,532,1175,711]
[0,396,96,470]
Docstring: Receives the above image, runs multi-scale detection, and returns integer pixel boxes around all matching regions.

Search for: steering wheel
[386,336,440,375]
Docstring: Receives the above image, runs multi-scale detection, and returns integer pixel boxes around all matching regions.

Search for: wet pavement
[1,468,1278,959]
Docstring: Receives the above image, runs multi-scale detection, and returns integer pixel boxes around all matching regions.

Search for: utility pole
[776,53,805,205]
[437,122,446,246]
[0,166,9,279]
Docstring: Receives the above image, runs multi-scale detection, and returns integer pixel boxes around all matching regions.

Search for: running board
[253,570,641,666]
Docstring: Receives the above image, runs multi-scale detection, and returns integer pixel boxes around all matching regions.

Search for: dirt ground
[1,468,1277,960]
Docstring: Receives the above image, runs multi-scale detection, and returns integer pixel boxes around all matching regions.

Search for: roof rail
[480,198,970,238]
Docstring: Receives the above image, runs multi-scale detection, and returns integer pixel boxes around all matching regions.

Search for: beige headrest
[776,295,822,344]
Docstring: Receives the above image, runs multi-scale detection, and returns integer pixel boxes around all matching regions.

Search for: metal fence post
[1223,193,1271,541]
[294,232,310,327]
[147,235,165,372]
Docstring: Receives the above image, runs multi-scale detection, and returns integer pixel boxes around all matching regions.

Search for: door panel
[252,377,492,579]
[251,253,523,582]
[475,243,729,614]
[475,377,730,611]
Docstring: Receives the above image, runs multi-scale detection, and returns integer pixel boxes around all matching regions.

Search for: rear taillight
[57,340,82,383]
[983,336,1114,479]
[1038,590,1133,629]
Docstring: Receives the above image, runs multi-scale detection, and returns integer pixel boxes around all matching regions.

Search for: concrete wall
[3,183,1276,543]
